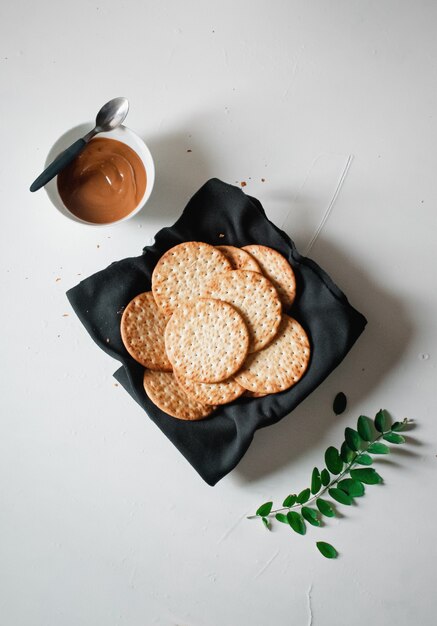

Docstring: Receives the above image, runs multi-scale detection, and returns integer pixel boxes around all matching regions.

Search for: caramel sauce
[57,137,147,224]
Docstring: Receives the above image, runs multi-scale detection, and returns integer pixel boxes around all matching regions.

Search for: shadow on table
[131,130,213,228]
[234,236,415,485]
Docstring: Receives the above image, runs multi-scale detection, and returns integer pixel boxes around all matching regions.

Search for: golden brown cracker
[143,370,215,420]
[244,390,269,398]
[202,270,281,353]
[216,245,261,273]
[165,298,249,383]
[174,370,245,405]
[120,292,172,371]
[234,315,310,393]
[242,244,296,309]
[152,242,232,315]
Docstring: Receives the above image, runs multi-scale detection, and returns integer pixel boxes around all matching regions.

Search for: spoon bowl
[95,97,129,132]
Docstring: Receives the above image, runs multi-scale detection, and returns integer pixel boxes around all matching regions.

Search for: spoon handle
[29,138,87,192]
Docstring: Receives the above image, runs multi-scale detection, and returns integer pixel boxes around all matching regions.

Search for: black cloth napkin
[67,178,367,485]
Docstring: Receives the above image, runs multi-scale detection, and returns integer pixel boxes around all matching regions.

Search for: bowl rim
[44,124,155,227]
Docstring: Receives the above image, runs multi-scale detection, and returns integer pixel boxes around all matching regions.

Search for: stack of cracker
[120,242,310,421]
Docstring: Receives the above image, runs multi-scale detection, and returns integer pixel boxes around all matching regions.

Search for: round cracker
[242,245,296,309]
[143,371,215,420]
[165,298,249,383]
[202,270,282,353]
[234,315,310,393]
[244,390,269,398]
[174,370,245,405]
[120,291,172,371]
[216,245,261,273]
[152,242,232,315]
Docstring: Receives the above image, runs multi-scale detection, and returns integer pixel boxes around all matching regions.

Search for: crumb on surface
[261,178,265,182]
[55,277,61,282]
[62,313,69,317]
[240,181,247,187]
[187,149,192,152]
[219,233,225,238]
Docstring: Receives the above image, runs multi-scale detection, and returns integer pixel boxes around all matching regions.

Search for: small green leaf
[329,487,353,505]
[287,511,306,535]
[262,516,271,530]
[392,418,408,432]
[316,541,338,559]
[325,446,343,475]
[340,441,354,463]
[338,478,365,497]
[375,409,391,433]
[333,392,347,415]
[355,453,373,466]
[311,468,321,495]
[256,501,273,517]
[345,427,362,452]
[367,442,390,454]
[320,469,330,486]
[383,432,406,444]
[301,507,321,526]
[275,513,288,524]
[282,494,297,508]
[350,468,383,485]
[297,488,311,504]
[316,498,335,517]
[357,415,374,441]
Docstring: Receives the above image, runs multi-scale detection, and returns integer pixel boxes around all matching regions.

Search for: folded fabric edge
[245,189,367,322]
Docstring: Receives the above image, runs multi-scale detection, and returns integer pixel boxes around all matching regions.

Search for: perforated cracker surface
[216,245,261,273]
[152,242,232,315]
[174,370,245,405]
[143,370,215,420]
[120,291,172,371]
[202,270,282,353]
[165,298,249,383]
[234,315,310,393]
[242,245,296,309]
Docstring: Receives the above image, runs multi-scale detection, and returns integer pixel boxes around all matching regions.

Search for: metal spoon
[29,97,129,192]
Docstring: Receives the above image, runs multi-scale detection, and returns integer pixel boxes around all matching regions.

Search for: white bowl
[44,125,155,226]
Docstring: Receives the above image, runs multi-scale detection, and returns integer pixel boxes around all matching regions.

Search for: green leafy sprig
[248,410,410,559]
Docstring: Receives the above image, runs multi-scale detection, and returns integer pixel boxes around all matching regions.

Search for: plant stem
[247,429,390,520]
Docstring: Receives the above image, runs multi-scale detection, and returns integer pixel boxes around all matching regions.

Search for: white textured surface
[1,1,436,624]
